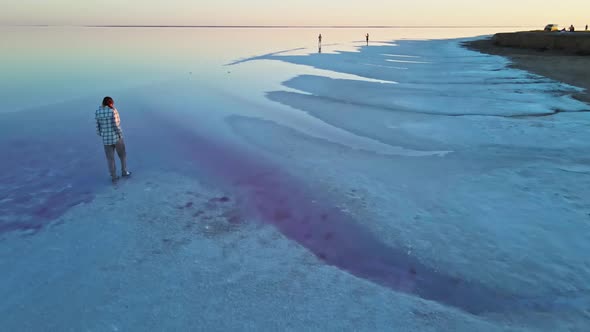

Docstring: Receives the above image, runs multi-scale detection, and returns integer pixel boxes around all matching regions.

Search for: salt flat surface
[1,28,589,331]
[1,171,506,331]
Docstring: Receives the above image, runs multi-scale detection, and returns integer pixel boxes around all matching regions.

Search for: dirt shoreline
[463,37,590,104]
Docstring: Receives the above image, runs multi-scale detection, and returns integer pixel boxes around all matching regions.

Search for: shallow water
[1,26,589,331]
[1,26,527,113]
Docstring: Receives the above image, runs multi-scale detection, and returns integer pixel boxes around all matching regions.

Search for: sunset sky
[1,0,588,27]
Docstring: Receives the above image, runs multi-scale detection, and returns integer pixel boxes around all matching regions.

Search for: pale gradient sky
[1,0,588,27]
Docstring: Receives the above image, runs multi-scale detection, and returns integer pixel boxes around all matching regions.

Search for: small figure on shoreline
[318,33,322,53]
[586,24,588,31]
[95,96,131,183]
[569,24,575,32]
[366,33,369,45]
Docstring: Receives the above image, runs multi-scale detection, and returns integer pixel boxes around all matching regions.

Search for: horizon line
[2,24,537,29]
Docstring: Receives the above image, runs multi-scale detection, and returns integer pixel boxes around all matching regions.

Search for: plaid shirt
[95,106,123,145]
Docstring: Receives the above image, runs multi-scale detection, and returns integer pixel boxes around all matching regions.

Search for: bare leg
[103,144,117,180]
[115,138,127,174]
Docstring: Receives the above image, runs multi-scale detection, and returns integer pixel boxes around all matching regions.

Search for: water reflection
[0,26,525,112]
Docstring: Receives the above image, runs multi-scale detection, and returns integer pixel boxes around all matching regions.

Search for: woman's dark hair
[102,96,114,107]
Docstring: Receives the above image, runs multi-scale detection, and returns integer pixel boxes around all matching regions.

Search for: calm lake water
[0,26,525,113]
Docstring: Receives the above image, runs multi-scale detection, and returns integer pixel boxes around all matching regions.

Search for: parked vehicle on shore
[544,24,559,31]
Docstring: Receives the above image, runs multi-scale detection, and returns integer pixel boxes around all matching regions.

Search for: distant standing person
[366,33,369,45]
[586,24,588,31]
[569,25,575,32]
[318,34,322,46]
[95,96,131,183]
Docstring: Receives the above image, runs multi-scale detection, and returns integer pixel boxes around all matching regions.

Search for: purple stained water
[0,107,105,233]
[146,111,521,315]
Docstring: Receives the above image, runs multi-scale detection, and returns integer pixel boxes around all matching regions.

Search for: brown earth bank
[464,35,590,104]
[492,31,590,55]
